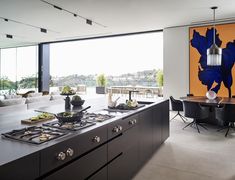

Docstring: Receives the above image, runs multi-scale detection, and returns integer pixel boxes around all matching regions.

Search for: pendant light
[207,6,222,66]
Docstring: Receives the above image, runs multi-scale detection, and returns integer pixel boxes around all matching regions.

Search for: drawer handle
[57,152,66,161]
[118,125,123,131]
[93,136,101,143]
[133,119,137,124]
[66,148,74,157]
[112,126,119,133]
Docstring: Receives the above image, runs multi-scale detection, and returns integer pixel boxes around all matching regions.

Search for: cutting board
[21,117,55,124]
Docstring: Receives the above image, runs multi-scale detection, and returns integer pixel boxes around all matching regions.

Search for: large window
[50,32,163,92]
[0,46,38,94]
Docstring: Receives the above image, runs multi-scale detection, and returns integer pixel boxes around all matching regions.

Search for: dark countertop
[0,96,167,167]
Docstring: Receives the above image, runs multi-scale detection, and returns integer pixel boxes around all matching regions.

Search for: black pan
[35,106,91,123]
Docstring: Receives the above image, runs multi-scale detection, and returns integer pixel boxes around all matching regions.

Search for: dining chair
[187,94,194,97]
[215,104,235,137]
[169,96,187,123]
[182,101,210,133]
[232,95,235,98]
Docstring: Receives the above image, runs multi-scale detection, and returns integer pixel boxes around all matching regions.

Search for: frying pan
[35,106,91,123]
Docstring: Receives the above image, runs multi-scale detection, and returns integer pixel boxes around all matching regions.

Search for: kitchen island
[0,97,169,180]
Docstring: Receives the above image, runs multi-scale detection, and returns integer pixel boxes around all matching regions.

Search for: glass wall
[50,32,163,94]
[0,46,38,95]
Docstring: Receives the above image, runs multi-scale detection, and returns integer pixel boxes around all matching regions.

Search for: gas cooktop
[2,126,68,145]
[1,112,115,145]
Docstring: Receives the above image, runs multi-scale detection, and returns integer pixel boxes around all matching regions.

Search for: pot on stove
[55,106,91,123]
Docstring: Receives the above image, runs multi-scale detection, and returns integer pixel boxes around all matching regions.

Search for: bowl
[71,100,85,106]
[206,90,217,100]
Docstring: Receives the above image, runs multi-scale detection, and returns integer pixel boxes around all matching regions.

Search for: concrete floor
[133,112,235,180]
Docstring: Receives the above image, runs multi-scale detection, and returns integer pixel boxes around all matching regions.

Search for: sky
[0,32,163,81]
[50,32,163,77]
[0,46,37,81]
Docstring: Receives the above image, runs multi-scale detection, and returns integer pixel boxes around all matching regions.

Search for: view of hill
[50,69,162,87]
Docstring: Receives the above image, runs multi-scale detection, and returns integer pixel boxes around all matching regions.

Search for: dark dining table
[180,96,235,126]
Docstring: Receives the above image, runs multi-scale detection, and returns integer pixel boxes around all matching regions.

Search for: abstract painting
[189,23,235,97]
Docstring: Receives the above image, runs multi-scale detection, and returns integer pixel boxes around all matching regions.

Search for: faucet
[128,90,139,101]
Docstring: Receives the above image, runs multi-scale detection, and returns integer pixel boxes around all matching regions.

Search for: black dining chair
[187,94,194,97]
[169,96,187,123]
[182,101,210,133]
[215,104,235,137]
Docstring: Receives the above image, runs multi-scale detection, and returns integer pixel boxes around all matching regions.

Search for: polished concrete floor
[133,111,235,180]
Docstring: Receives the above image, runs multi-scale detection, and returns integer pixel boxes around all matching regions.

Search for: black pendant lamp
[207,6,222,66]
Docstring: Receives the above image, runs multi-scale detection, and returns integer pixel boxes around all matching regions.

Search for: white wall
[163,26,189,99]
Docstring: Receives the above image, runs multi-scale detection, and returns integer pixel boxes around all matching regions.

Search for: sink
[104,104,145,113]
[137,101,154,105]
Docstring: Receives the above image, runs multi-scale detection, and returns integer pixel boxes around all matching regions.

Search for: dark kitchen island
[0,97,169,180]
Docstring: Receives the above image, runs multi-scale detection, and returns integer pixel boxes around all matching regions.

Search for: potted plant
[96,74,107,94]
[156,70,163,97]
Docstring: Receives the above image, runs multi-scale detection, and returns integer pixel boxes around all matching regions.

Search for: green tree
[96,74,107,87]
[156,70,163,87]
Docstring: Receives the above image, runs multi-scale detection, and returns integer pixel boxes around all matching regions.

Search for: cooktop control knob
[57,152,66,161]
[66,148,74,157]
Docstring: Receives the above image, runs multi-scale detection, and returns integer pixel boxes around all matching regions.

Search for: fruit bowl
[71,100,85,106]
[206,90,217,100]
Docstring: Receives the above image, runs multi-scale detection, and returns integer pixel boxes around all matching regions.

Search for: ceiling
[1,0,235,48]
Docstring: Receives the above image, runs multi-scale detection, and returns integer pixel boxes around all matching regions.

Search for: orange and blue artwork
[189,23,235,97]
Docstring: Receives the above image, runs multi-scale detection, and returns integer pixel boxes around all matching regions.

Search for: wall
[163,26,189,99]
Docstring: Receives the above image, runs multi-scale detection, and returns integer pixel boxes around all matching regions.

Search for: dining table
[180,96,235,126]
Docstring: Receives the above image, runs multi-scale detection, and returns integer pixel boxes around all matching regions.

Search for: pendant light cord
[213,8,216,44]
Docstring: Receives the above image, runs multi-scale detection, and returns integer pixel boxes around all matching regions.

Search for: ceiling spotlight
[4,18,8,22]
[74,14,77,17]
[40,28,47,33]
[6,34,13,39]
[53,5,62,10]
[86,19,92,25]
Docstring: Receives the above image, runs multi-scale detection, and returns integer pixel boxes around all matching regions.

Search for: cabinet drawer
[122,114,138,131]
[43,144,107,180]
[108,134,124,161]
[108,119,125,139]
[88,166,107,180]
[40,125,107,175]
[108,124,138,162]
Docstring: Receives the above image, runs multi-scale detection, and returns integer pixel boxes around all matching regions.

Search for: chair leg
[225,126,230,137]
[195,123,200,133]
[217,126,229,132]
[197,123,208,130]
[179,114,187,123]
[179,114,186,123]
[170,112,179,121]
[183,121,194,130]
[183,119,207,134]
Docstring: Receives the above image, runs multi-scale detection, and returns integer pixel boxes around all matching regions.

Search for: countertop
[0,96,166,166]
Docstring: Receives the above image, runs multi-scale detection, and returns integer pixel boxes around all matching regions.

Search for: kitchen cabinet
[88,166,107,180]
[161,100,170,142]
[0,152,39,180]
[139,108,153,164]
[152,104,162,149]
[108,114,139,180]
[0,100,169,180]
[43,144,107,180]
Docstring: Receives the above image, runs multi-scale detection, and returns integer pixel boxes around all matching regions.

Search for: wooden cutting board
[21,117,55,124]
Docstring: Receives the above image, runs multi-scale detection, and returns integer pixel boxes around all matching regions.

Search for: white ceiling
[0,0,235,48]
